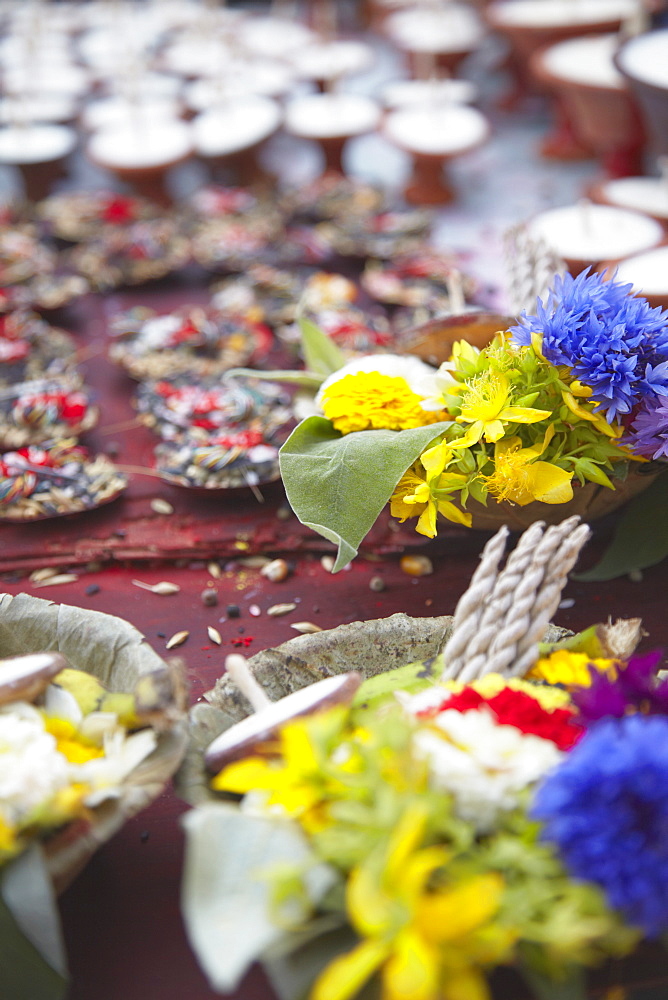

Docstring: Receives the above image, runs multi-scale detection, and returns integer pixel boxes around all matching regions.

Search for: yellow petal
[347,865,394,936]
[416,874,503,943]
[498,406,551,425]
[420,441,450,477]
[483,419,505,443]
[382,929,439,1000]
[526,463,574,504]
[450,423,483,449]
[385,804,430,883]
[530,331,546,361]
[570,380,592,398]
[391,495,427,523]
[311,939,390,1000]
[416,503,438,538]
[211,757,275,793]
[437,499,472,528]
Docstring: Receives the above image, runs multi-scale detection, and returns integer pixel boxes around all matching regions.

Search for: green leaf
[224,367,325,390]
[279,417,451,571]
[575,471,668,581]
[520,964,587,1000]
[298,317,346,378]
[181,803,337,994]
[263,924,357,1000]
[0,844,68,1000]
[352,658,442,710]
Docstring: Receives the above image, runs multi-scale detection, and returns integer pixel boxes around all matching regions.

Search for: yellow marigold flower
[390,441,471,537]
[451,371,551,448]
[321,372,448,435]
[484,432,573,506]
[528,649,619,687]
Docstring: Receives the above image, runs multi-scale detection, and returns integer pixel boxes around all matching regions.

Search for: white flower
[413,707,563,832]
[0,703,71,825]
[315,353,438,409]
[412,361,459,411]
[80,728,157,807]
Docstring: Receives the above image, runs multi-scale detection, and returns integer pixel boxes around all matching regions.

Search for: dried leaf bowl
[0,591,188,894]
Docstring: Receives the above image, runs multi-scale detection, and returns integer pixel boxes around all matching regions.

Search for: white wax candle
[290,41,374,81]
[385,6,484,53]
[616,29,668,89]
[382,78,478,107]
[87,119,193,169]
[162,38,233,78]
[0,94,76,125]
[613,245,668,294]
[193,97,282,156]
[599,176,668,218]
[0,124,77,164]
[284,94,381,138]
[528,204,663,260]
[77,26,155,70]
[185,61,295,109]
[81,97,181,133]
[239,17,316,58]
[4,63,90,98]
[492,0,638,27]
[384,104,489,154]
[540,33,623,88]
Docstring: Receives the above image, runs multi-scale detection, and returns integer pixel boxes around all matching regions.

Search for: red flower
[101,196,136,224]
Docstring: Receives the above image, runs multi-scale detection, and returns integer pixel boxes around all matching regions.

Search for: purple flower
[573,650,668,723]
[624,396,668,460]
[510,270,668,421]
[532,714,668,936]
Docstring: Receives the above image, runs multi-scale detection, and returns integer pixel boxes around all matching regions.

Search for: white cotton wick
[224,654,272,711]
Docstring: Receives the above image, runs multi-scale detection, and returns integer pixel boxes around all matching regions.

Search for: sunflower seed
[290,622,322,634]
[207,626,222,645]
[207,561,222,579]
[166,630,189,649]
[400,555,433,577]
[32,573,79,588]
[150,498,174,515]
[29,567,59,582]
[267,603,297,617]
[249,605,261,617]
[320,555,335,572]
[132,580,180,595]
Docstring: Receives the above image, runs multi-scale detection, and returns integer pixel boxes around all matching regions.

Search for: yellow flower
[451,371,551,448]
[561,391,622,439]
[528,649,619,687]
[0,810,17,856]
[321,372,448,435]
[469,674,572,711]
[390,441,471,537]
[44,717,105,765]
[312,804,514,1000]
[484,431,573,506]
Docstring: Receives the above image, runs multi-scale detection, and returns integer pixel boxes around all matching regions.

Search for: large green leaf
[0,844,68,1000]
[279,417,451,571]
[181,803,336,994]
[575,472,668,581]
[298,317,346,378]
[224,367,325,390]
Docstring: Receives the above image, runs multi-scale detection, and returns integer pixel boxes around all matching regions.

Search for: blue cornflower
[510,270,668,421]
[532,714,668,937]
[624,396,668,460]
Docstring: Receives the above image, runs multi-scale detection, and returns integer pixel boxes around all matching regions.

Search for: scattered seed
[207,626,222,645]
[261,558,289,582]
[227,604,241,618]
[85,583,101,596]
[238,556,271,568]
[321,555,335,572]
[290,622,323,634]
[249,604,261,617]
[276,505,291,521]
[267,603,297,617]
[166,630,189,649]
[132,579,180,595]
[207,561,222,579]
[369,575,385,592]
[628,569,644,582]
[201,588,218,607]
[32,573,79,588]
[558,598,575,609]
[30,567,60,582]
[400,555,433,577]
[150,498,174,515]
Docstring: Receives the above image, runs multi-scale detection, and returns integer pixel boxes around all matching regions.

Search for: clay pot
[530,34,645,176]
[588,176,668,230]
[599,244,668,309]
[615,28,668,156]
